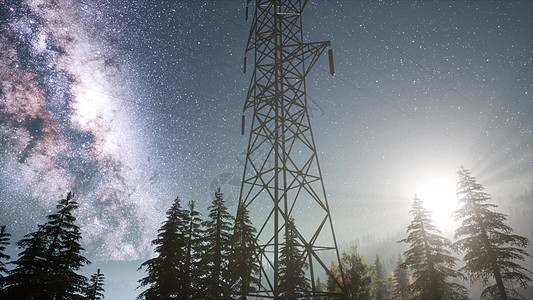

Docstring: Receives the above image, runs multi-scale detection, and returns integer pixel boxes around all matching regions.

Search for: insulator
[241,115,245,135]
[245,5,249,21]
[244,56,247,74]
[328,49,335,75]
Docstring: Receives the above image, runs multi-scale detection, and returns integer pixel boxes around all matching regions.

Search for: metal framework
[239,0,345,298]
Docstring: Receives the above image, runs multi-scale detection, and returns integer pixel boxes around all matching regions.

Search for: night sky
[1,1,531,299]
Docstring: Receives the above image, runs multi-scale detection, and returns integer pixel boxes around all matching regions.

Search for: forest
[0,166,531,299]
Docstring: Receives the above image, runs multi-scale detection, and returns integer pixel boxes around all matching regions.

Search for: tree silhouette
[399,194,468,300]
[0,225,10,277]
[328,245,372,299]
[183,200,204,299]
[3,226,48,299]
[390,256,411,300]
[374,255,391,300]
[86,268,105,300]
[4,192,90,299]
[279,217,310,299]
[454,166,532,299]
[137,196,188,299]
[202,187,235,299]
[228,202,259,299]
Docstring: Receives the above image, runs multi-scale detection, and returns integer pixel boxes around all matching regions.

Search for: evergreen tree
[3,226,48,299]
[183,200,204,299]
[86,268,105,300]
[454,166,532,299]
[314,277,325,300]
[137,196,188,299]
[0,225,10,277]
[202,187,235,299]
[374,255,391,300]
[399,194,468,300]
[228,202,259,299]
[390,256,412,300]
[327,245,372,299]
[279,217,310,299]
[4,192,90,299]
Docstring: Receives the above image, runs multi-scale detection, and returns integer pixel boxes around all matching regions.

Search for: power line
[325,0,493,118]
[196,1,531,181]
[190,0,248,31]
[194,1,476,148]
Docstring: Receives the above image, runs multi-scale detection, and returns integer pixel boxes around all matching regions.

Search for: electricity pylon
[239,0,345,298]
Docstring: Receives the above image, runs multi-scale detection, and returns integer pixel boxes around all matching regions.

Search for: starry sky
[1,0,532,298]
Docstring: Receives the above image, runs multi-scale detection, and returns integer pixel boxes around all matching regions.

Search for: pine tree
[454,166,532,299]
[86,268,105,300]
[202,187,235,299]
[228,202,259,299]
[279,217,310,299]
[390,256,411,300]
[374,255,391,300]
[314,277,325,300]
[399,194,468,300]
[0,225,10,277]
[183,200,204,299]
[3,226,48,299]
[137,196,188,299]
[44,192,91,299]
[4,192,90,299]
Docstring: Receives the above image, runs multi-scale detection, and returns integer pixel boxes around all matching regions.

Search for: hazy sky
[1,0,531,298]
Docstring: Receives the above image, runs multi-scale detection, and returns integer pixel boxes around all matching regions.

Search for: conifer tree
[390,256,411,300]
[279,217,310,298]
[374,255,391,300]
[202,187,235,299]
[86,268,105,300]
[137,196,188,299]
[400,194,468,300]
[228,202,259,299]
[454,166,532,299]
[183,200,204,299]
[0,225,10,277]
[314,277,325,300]
[4,192,90,299]
[3,226,48,299]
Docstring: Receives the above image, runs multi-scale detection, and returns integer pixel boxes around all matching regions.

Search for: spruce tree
[183,200,204,299]
[391,256,411,300]
[0,225,10,277]
[3,226,48,299]
[86,268,105,300]
[228,202,259,299]
[202,187,235,299]
[374,254,391,300]
[4,192,90,299]
[137,196,188,299]
[279,217,310,299]
[399,194,468,300]
[454,166,532,299]
[45,192,90,299]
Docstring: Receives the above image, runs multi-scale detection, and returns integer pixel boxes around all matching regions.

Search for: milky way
[1,0,531,269]
[0,0,162,260]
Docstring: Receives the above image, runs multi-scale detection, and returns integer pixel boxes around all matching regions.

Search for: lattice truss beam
[239,0,345,298]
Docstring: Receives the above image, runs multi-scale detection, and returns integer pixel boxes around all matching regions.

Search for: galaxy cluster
[0,0,164,260]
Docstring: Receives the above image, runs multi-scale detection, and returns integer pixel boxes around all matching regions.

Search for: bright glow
[413,175,460,230]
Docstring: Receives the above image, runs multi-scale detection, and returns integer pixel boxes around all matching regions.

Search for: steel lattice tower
[239,0,345,298]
